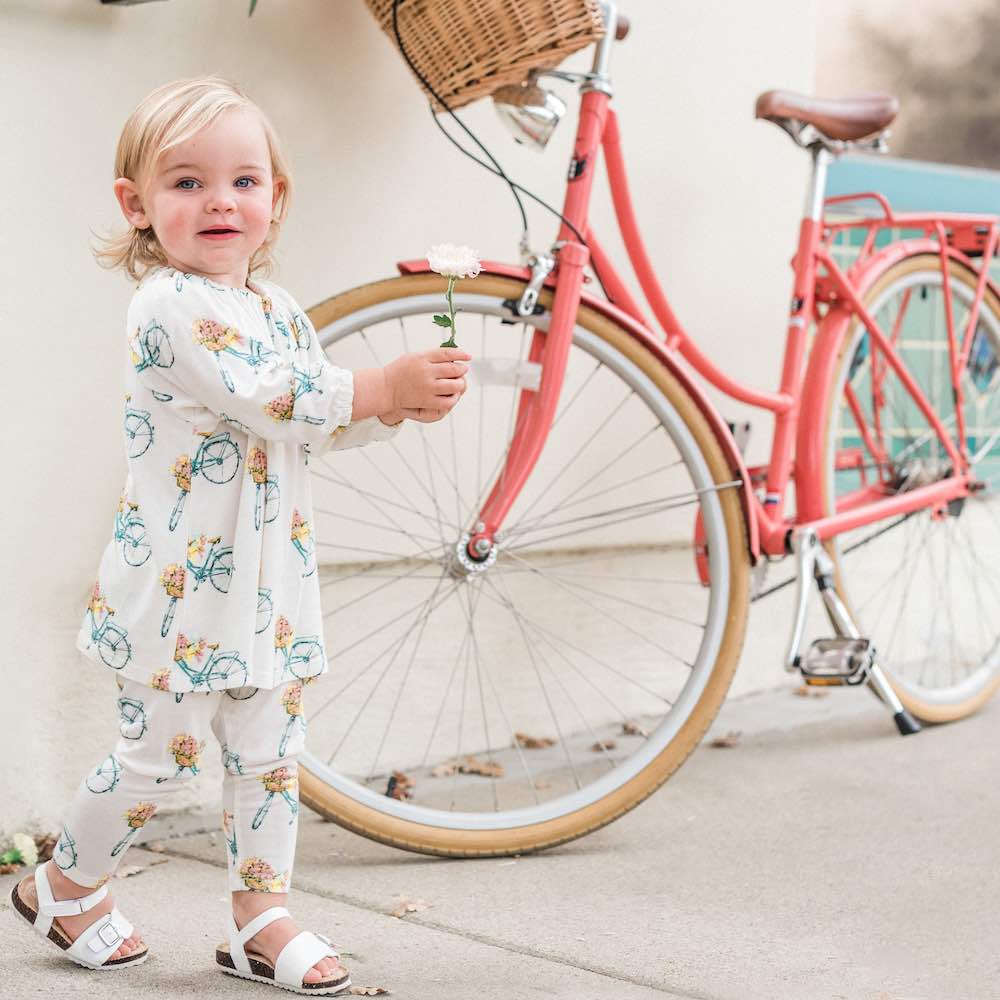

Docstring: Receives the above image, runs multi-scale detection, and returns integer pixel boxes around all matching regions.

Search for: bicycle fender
[398,258,760,562]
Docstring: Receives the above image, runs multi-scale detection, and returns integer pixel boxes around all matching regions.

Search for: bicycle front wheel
[302,274,750,855]
[823,253,1000,721]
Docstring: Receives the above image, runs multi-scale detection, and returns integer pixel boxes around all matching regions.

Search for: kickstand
[784,529,921,736]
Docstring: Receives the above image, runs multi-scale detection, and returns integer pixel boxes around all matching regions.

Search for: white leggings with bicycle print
[52,676,309,894]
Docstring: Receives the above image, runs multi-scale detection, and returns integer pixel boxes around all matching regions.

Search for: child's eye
[235,177,257,189]
[176,178,199,190]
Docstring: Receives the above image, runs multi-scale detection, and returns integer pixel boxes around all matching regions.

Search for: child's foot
[16,861,146,962]
[232,895,347,986]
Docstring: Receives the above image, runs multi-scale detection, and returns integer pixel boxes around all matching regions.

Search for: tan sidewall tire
[303,274,752,856]
[822,254,1000,723]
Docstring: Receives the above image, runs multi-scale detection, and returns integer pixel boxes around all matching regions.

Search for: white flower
[427,243,482,280]
[13,832,37,866]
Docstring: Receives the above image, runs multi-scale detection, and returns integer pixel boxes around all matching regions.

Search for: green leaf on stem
[249,0,258,15]
[432,314,453,328]
[439,337,458,348]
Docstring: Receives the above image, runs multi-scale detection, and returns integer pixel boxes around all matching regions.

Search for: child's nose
[205,187,238,211]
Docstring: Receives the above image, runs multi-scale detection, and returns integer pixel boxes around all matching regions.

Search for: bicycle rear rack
[784,529,922,736]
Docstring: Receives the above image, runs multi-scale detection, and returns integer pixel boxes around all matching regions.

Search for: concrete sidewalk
[4,682,998,999]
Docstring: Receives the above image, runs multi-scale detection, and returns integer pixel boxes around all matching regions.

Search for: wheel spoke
[483,573,584,790]
[503,481,741,553]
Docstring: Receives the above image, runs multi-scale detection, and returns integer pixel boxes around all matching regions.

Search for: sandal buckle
[97,918,123,949]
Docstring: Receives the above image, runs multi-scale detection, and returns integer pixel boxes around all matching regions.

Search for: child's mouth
[199,228,240,240]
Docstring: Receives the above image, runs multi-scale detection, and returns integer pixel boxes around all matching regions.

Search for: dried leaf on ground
[145,841,167,853]
[458,756,503,777]
[590,739,617,751]
[0,863,18,875]
[621,720,650,737]
[35,833,58,862]
[389,896,431,918]
[349,987,390,996]
[708,730,741,748]
[385,770,414,800]
[793,684,829,698]
[431,756,503,778]
[117,858,169,878]
[514,731,556,749]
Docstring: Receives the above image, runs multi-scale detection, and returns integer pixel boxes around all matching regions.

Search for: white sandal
[10,862,148,970]
[215,906,351,995]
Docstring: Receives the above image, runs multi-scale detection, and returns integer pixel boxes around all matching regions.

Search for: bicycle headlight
[492,80,566,151]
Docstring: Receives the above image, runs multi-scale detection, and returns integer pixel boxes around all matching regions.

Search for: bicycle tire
[821,252,1000,721]
[299,273,751,856]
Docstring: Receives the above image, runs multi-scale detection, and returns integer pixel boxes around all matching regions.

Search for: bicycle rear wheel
[301,274,750,855]
[823,253,1000,721]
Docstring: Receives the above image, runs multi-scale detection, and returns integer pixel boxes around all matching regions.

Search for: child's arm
[129,280,395,447]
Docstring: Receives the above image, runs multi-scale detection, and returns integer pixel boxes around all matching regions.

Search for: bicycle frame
[400,15,1000,565]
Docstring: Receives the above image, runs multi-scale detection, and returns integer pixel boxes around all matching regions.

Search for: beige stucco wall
[0,0,816,838]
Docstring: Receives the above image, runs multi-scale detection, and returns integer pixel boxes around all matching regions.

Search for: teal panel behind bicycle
[828,155,1000,216]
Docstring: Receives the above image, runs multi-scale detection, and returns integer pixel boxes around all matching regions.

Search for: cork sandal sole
[10,875,149,970]
[215,943,351,995]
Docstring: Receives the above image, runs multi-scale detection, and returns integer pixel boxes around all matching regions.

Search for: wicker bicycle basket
[365,0,606,110]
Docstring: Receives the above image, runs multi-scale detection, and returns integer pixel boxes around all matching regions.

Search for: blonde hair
[92,75,293,283]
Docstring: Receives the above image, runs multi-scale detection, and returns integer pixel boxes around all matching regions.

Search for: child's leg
[211,679,304,896]
[211,678,346,986]
[56,679,217,886]
[20,679,219,960]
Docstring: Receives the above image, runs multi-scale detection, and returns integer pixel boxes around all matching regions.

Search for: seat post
[804,146,832,222]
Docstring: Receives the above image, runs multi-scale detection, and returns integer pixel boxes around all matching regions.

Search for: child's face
[114,107,283,288]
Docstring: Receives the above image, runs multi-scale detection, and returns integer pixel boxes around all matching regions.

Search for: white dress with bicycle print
[76,265,402,693]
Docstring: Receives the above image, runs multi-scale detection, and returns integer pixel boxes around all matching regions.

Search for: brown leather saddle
[756,89,899,143]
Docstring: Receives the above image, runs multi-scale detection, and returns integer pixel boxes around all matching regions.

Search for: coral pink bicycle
[297,3,1000,855]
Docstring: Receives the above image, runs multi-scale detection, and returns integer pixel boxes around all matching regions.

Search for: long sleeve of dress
[128,275,359,446]
[276,295,405,454]
[323,413,404,451]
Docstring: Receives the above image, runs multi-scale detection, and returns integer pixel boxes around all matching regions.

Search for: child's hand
[385,347,472,424]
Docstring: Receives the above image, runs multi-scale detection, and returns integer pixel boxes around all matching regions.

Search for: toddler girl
[10,75,471,994]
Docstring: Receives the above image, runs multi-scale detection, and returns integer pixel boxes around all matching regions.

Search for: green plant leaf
[439,337,458,348]
[248,0,258,15]
[432,314,453,328]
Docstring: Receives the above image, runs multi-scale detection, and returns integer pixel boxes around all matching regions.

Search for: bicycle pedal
[798,637,873,686]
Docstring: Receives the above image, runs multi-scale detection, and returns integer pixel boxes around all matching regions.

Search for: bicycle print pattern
[159,563,185,637]
[187,533,234,594]
[118,695,148,740]
[289,508,315,577]
[129,318,174,375]
[84,581,132,670]
[115,489,150,567]
[110,802,157,857]
[251,766,298,830]
[274,616,324,680]
[154,732,205,784]
[278,679,309,757]
[123,393,154,458]
[168,430,242,532]
[173,632,248,692]
[238,856,288,892]
[223,809,238,863]
[85,754,123,795]
[247,447,280,530]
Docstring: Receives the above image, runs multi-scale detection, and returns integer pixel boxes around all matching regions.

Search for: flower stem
[440,276,458,348]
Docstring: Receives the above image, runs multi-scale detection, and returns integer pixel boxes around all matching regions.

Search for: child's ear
[271,176,286,217]
[113,177,151,230]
